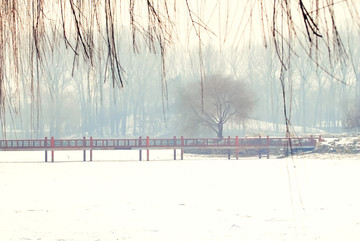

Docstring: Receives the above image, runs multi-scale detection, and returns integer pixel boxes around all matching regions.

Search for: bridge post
[258,135,262,159]
[267,136,270,159]
[45,137,48,162]
[139,136,142,161]
[146,136,149,161]
[90,137,93,161]
[83,136,86,162]
[51,137,54,162]
[181,136,184,160]
[227,136,231,160]
[235,136,239,160]
[174,136,177,160]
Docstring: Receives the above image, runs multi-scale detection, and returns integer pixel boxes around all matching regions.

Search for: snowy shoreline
[0,149,360,241]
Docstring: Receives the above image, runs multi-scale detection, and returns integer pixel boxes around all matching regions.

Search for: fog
[2,30,359,139]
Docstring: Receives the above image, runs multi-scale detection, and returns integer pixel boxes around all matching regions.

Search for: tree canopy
[179,75,254,138]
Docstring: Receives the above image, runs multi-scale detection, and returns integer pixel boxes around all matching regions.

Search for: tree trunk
[217,122,223,138]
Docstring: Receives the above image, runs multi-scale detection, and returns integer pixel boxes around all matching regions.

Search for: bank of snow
[0,151,359,241]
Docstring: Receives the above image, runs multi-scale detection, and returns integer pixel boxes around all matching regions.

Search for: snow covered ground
[0,149,360,241]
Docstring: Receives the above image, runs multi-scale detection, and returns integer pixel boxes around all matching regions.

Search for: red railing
[0,135,323,151]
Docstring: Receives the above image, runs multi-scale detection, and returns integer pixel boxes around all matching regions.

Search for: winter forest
[1,1,360,139]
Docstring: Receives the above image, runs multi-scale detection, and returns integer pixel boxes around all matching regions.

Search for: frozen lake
[0,150,359,240]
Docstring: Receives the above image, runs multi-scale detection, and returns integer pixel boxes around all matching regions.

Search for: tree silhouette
[344,105,360,132]
[180,75,254,138]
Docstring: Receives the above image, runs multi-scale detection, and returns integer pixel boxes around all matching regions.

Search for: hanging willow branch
[0,0,358,133]
[300,0,322,41]
[263,0,354,140]
[104,0,124,88]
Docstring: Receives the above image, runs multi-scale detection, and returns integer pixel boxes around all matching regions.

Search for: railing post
[83,136,86,162]
[51,137,54,162]
[146,136,149,161]
[139,136,142,161]
[174,136,177,160]
[181,136,184,160]
[258,135,262,159]
[90,137,93,161]
[267,136,270,159]
[227,136,231,160]
[284,135,289,157]
[45,137,48,162]
[235,136,239,160]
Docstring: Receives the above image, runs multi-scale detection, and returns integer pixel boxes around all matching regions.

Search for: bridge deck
[0,135,322,151]
[0,136,322,151]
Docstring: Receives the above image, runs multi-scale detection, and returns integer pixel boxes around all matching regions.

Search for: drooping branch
[104,0,124,88]
[0,0,358,134]
[299,0,322,42]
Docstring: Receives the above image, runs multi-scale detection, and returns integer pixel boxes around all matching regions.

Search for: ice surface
[0,150,360,240]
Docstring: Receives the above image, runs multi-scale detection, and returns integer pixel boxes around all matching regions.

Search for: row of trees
[3,31,360,139]
[2,1,360,139]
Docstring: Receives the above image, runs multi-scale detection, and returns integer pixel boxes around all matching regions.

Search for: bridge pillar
[83,136,86,162]
[181,136,184,160]
[235,136,239,160]
[51,137,54,162]
[258,135,262,159]
[227,136,231,159]
[266,136,270,159]
[45,137,48,162]
[173,136,177,160]
[146,136,149,161]
[139,137,142,161]
[90,137,93,161]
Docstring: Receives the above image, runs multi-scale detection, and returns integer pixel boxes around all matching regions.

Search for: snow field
[0,150,360,240]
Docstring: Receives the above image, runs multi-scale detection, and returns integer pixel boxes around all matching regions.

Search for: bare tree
[344,104,360,132]
[180,75,254,138]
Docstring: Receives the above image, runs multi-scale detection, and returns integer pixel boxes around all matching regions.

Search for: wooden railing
[0,136,322,151]
[0,136,323,161]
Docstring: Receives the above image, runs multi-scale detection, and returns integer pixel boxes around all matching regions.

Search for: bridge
[0,136,323,162]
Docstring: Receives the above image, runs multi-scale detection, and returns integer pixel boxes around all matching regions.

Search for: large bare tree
[180,75,254,138]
